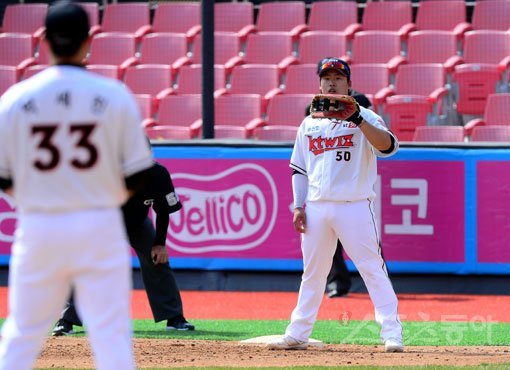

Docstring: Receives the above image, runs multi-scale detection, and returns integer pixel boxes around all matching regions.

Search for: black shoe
[327,289,349,298]
[166,316,195,331]
[52,319,74,336]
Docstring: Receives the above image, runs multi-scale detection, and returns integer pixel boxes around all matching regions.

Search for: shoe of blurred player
[166,316,195,331]
[266,335,308,350]
[52,319,74,336]
[384,337,404,352]
[327,288,349,298]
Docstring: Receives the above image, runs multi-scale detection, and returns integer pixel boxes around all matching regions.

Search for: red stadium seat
[146,125,194,140]
[134,94,156,127]
[23,64,47,80]
[175,64,226,95]
[307,1,361,40]
[382,64,449,141]
[191,32,242,71]
[123,65,173,112]
[1,4,47,46]
[100,3,152,42]
[412,126,465,142]
[253,125,298,141]
[407,31,463,77]
[215,94,264,136]
[242,33,298,74]
[470,125,510,142]
[138,33,191,77]
[415,1,471,39]
[471,0,510,31]
[282,64,319,95]
[297,31,349,64]
[464,93,510,135]
[350,31,405,75]
[226,64,281,113]
[156,94,202,138]
[264,94,314,127]
[0,66,18,97]
[86,33,138,79]
[86,65,119,80]
[0,34,36,79]
[79,2,101,36]
[453,31,510,116]
[349,64,391,111]
[361,1,416,38]
[214,127,248,139]
[152,2,201,42]
[35,39,51,65]
[214,2,256,43]
[256,1,307,39]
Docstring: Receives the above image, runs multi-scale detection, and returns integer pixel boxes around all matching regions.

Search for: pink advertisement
[477,162,510,263]
[378,161,465,262]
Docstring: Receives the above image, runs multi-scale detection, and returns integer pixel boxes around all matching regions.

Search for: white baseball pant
[0,208,135,370]
[285,199,402,342]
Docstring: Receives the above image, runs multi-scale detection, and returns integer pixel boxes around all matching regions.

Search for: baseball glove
[310,94,363,126]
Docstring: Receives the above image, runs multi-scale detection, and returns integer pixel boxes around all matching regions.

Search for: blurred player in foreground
[0,1,153,368]
[268,57,403,353]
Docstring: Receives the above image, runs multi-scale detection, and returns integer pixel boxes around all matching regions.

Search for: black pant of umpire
[61,217,184,326]
[326,240,352,298]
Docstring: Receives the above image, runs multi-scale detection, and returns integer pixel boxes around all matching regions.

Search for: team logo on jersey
[144,199,154,206]
[343,122,358,128]
[306,125,321,134]
[308,134,354,155]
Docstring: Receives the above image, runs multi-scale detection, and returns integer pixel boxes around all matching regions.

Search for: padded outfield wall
[0,142,509,275]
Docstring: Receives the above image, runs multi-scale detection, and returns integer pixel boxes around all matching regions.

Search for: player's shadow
[133,330,244,338]
[397,296,474,302]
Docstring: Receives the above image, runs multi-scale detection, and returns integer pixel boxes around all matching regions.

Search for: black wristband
[349,111,363,126]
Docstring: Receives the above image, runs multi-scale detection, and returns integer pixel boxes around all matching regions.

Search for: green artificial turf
[2,318,507,346]
[50,319,510,346]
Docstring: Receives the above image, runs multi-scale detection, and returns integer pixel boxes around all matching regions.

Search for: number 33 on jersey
[0,66,152,213]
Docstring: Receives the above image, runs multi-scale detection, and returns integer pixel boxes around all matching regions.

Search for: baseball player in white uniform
[0,1,153,369]
[267,58,404,352]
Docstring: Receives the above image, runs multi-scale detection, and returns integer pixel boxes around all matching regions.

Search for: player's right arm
[0,91,14,195]
[290,121,308,233]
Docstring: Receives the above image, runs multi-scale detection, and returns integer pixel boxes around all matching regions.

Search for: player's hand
[293,207,306,233]
[151,245,169,265]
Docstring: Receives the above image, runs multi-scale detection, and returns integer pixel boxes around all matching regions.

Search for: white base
[240,335,324,348]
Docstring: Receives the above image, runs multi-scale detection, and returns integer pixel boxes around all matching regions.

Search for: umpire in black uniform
[52,161,194,335]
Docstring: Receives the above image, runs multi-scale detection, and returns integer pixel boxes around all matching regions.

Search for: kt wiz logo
[308,134,354,155]
[168,163,278,253]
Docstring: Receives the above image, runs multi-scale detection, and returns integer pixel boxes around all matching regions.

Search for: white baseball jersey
[290,106,398,202]
[0,65,153,213]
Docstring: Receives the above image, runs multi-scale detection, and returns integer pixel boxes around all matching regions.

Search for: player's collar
[55,62,86,69]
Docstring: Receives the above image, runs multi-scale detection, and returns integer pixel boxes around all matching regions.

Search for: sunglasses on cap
[318,58,350,79]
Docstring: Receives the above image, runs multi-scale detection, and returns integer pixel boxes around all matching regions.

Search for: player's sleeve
[0,97,13,190]
[151,163,182,246]
[119,87,154,177]
[289,120,307,176]
[359,107,399,157]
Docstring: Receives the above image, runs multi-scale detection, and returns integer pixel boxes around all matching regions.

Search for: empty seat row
[2,1,509,50]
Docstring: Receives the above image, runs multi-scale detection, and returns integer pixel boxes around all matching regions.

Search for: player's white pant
[0,208,135,370]
[285,199,403,343]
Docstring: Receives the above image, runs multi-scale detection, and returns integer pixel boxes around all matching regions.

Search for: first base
[240,335,324,348]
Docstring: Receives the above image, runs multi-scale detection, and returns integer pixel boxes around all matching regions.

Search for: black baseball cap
[318,57,351,80]
[45,0,90,57]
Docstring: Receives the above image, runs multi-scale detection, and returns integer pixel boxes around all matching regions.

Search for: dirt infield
[36,338,510,368]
